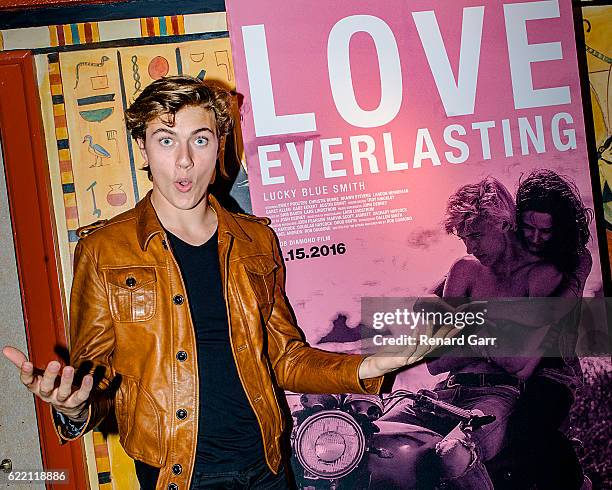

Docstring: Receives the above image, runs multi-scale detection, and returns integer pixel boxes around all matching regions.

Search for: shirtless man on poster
[425,177,563,490]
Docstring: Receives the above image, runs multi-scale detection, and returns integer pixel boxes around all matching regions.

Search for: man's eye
[159,138,173,146]
[194,137,208,146]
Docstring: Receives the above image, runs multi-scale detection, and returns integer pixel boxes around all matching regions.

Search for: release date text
[286,243,346,261]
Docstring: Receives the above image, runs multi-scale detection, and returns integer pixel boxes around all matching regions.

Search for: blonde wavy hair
[444,177,516,235]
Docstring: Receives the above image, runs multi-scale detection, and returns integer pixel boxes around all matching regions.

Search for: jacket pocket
[243,257,278,306]
[116,375,166,466]
[106,267,156,322]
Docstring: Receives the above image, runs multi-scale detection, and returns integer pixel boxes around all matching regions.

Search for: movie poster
[227,0,609,487]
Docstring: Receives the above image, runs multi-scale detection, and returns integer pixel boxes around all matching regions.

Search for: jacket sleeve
[263,227,383,395]
[52,238,116,443]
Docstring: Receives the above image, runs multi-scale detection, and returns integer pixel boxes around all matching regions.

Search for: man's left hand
[358,323,459,378]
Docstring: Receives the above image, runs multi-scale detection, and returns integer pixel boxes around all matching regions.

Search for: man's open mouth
[175,179,193,192]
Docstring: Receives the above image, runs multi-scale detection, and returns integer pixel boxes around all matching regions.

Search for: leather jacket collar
[135,191,251,251]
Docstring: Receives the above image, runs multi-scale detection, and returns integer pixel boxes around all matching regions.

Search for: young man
[426,177,563,489]
[3,76,446,489]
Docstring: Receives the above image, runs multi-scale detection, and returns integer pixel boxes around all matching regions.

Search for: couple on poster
[401,169,591,488]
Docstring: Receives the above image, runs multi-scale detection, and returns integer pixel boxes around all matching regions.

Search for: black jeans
[135,459,292,490]
[190,458,291,489]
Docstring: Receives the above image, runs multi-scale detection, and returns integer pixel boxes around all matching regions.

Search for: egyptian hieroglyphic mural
[56,38,236,237]
[582,5,612,226]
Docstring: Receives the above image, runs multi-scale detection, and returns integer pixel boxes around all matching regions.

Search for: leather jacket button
[125,277,136,287]
[173,294,184,305]
[172,464,182,475]
[176,351,187,362]
[176,409,187,420]
[168,484,178,490]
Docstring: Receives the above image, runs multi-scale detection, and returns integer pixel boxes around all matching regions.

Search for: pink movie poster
[227,0,609,488]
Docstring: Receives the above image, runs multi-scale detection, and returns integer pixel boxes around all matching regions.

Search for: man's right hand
[2,346,93,422]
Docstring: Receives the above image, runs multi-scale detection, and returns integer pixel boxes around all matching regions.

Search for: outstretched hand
[359,322,459,379]
[3,346,92,422]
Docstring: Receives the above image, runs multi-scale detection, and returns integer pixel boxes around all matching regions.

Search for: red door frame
[0,50,88,490]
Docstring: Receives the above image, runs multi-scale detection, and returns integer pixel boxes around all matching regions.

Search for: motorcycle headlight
[294,410,365,479]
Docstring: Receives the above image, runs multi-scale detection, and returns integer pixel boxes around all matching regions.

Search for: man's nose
[176,143,194,169]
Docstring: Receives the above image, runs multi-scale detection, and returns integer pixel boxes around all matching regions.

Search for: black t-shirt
[135,230,264,487]
[168,230,264,470]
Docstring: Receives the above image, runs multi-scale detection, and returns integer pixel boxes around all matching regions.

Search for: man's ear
[136,138,147,161]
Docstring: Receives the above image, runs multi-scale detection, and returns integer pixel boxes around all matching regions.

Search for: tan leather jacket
[54,192,382,490]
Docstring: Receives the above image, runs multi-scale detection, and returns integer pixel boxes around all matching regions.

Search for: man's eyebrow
[151,128,175,136]
[191,127,215,136]
[150,127,214,136]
